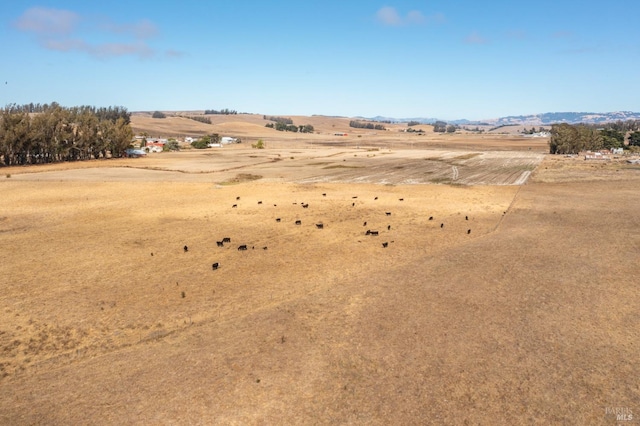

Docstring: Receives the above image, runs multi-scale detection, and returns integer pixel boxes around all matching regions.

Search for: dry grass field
[1,117,639,425]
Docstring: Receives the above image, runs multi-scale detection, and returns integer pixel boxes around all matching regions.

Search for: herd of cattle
[177,192,473,273]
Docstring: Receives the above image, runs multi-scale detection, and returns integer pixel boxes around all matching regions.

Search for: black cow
[212,262,219,270]
[352,196,358,199]
[385,212,391,216]
[429,216,433,221]
[352,202,355,207]
[322,193,327,197]
[316,223,324,229]
[302,203,309,208]
[465,216,469,220]
[236,196,240,200]
[216,241,224,247]
[276,218,281,222]
[263,246,268,250]
[467,229,471,234]
[387,225,391,230]
[295,220,302,225]
[258,201,262,204]
[374,196,378,200]
[232,204,237,208]
[382,242,388,248]
[370,231,379,236]
[363,221,367,226]
[399,198,404,201]
[223,237,231,243]
[183,245,189,252]
[440,223,444,228]
[238,245,248,251]
[365,230,371,235]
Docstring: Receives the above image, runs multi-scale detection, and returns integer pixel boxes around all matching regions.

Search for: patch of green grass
[453,153,481,160]
[218,173,262,185]
[430,177,453,184]
[323,165,363,169]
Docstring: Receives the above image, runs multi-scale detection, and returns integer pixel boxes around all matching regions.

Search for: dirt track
[1,147,639,424]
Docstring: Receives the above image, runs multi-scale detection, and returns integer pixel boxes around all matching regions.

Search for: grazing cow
[382,242,388,248]
[238,245,248,251]
[216,241,224,247]
[295,220,302,225]
[429,216,433,221]
[399,198,404,201]
[183,245,189,252]
[352,203,355,207]
[302,203,309,208]
[440,223,444,228]
[322,193,326,197]
[385,212,391,216]
[374,197,378,200]
[387,225,391,230]
[223,237,231,243]
[465,216,469,221]
[316,223,324,229]
[467,229,471,234]
[232,204,237,208]
[258,201,263,204]
[370,231,379,236]
[352,196,358,199]
[365,230,371,235]
[263,246,268,250]
[236,196,240,200]
[276,218,281,222]
[212,262,219,270]
[363,221,367,226]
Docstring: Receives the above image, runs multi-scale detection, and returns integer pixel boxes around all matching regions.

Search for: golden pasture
[1,117,639,424]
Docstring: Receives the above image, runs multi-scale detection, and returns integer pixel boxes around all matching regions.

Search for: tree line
[4,102,131,125]
[205,109,237,115]
[549,123,640,154]
[265,122,314,133]
[0,104,134,166]
[264,115,293,125]
[349,120,386,130]
[433,121,457,133]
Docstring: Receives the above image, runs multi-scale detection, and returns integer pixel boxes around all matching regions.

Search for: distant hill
[363,111,640,126]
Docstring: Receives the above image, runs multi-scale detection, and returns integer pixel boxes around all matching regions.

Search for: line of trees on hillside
[265,122,314,133]
[5,102,131,124]
[549,123,640,154]
[433,121,457,133]
[0,104,134,166]
[186,115,211,124]
[264,115,293,125]
[205,109,237,115]
[349,120,386,130]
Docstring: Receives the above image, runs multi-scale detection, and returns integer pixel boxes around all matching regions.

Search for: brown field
[1,117,639,425]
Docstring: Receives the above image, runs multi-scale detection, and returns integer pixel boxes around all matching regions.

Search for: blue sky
[1,1,639,120]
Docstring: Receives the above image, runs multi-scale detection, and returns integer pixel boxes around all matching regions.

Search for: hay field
[1,123,639,424]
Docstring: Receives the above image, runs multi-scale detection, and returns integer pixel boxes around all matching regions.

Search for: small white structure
[221,137,238,144]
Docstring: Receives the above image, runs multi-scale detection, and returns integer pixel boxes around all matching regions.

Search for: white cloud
[465,31,488,45]
[14,7,168,60]
[376,7,402,26]
[15,7,80,35]
[375,7,444,27]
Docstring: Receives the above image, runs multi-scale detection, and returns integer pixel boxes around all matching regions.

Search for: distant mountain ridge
[363,111,640,126]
